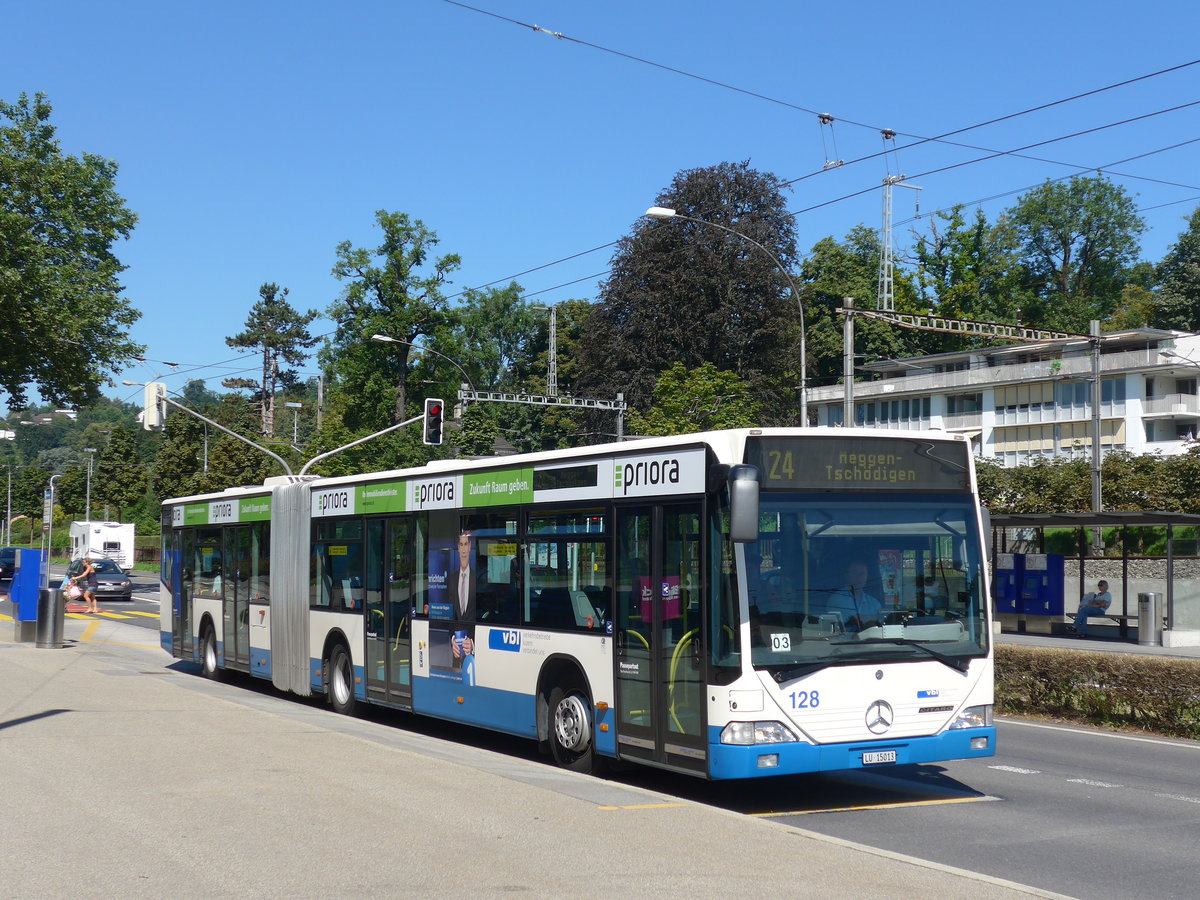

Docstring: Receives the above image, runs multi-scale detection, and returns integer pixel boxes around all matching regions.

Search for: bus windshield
[744,493,988,677]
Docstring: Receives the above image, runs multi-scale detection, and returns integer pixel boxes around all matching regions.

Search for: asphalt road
[697,719,1200,900]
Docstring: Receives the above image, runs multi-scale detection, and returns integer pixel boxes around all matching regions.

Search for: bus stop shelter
[990,510,1200,646]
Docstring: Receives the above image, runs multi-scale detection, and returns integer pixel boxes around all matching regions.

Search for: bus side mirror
[728,464,760,543]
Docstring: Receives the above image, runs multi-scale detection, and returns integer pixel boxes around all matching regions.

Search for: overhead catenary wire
[427,0,1199,300]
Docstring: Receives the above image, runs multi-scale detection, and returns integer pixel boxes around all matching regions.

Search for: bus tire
[328,644,357,716]
[200,625,221,681]
[548,684,594,773]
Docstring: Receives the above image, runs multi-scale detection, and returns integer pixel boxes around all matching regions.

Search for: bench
[1070,611,1139,639]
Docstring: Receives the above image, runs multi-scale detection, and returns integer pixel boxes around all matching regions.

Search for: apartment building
[808,328,1200,465]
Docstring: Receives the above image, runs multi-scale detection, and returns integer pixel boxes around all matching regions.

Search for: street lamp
[84,447,96,522]
[284,402,302,446]
[370,334,478,396]
[644,206,808,424]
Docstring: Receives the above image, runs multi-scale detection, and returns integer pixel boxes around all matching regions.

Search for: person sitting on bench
[1067,580,1112,636]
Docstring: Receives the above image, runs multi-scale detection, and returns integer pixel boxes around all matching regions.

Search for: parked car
[0,547,16,583]
[66,557,133,601]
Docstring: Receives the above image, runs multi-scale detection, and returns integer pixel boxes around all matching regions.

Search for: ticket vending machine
[993,553,1022,614]
[1018,553,1065,616]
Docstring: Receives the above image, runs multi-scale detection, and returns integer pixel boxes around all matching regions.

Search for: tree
[93,426,149,516]
[323,211,459,430]
[999,176,1146,331]
[224,282,319,437]
[798,227,922,386]
[626,363,761,436]
[1154,205,1200,331]
[0,92,142,408]
[910,205,1026,325]
[579,161,798,421]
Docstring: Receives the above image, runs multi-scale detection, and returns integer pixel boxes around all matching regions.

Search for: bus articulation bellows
[160,428,995,779]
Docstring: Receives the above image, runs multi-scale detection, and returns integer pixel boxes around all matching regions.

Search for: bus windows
[311,519,363,611]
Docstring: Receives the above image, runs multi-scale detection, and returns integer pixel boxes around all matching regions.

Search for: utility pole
[843,297,855,425]
[876,129,922,312]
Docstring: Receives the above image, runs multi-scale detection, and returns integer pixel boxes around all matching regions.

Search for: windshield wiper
[849,638,971,673]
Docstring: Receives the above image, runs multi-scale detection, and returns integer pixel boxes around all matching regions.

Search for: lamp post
[84,448,96,522]
[644,206,808,424]
[370,333,478,399]
[284,402,302,445]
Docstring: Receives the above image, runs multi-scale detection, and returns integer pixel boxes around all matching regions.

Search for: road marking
[123,611,160,618]
[598,803,688,811]
[1000,717,1200,750]
[1154,792,1200,805]
[1067,778,1123,788]
[96,612,133,619]
[0,612,10,622]
[988,765,1042,774]
[753,795,999,816]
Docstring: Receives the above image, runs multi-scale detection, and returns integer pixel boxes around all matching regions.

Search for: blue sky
[6,0,1199,408]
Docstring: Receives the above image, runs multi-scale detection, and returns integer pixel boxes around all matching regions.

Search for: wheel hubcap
[333,660,350,705]
[554,694,590,751]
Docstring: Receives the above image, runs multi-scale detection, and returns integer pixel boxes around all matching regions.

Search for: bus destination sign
[745,436,970,492]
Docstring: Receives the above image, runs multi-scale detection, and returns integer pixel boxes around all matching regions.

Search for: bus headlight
[720,721,798,745]
[947,705,993,730]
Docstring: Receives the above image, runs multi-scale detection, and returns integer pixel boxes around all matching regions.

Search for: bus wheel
[548,684,594,772]
[200,626,221,681]
[328,645,357,716]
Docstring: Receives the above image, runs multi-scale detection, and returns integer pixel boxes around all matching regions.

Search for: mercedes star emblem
[865,700,895,734]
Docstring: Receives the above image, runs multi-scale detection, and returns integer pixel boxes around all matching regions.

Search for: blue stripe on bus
[250,647,272,679]
[413,678,538,738]
[594,703,616,757]
[310,657,322,690]
[705,726,997,779]
[160,631,172,654]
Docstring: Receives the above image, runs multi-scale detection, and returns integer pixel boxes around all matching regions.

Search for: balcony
[942,412,982,431]
[808,348,1168,402]
[1142,393,1200,417]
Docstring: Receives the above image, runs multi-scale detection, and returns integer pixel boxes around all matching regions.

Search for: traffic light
[423,397,445,445]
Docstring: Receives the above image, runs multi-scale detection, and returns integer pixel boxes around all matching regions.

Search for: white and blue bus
[160,428,995,779]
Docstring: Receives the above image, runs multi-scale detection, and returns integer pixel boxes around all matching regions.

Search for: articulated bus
[160,428,995,779]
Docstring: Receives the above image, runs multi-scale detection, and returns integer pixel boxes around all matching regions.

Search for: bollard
[1137,592,1161,647]
[35,587,65,649]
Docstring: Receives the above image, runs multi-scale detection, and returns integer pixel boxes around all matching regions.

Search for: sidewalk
[0,611,1061,899]
[997,629,1200,660]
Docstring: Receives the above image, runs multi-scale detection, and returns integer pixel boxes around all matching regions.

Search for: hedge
[996,644,1200,739]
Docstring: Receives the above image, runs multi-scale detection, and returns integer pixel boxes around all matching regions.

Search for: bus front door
[614,503,706,775]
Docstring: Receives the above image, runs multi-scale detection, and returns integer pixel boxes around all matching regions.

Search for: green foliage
[911,205,1027,327]
[996,645,1200,738]
[1153,205,1200,331]
[0,92,143,407]
[224,282,319,436]
[453,404,502,457]
[323,210,460,429]
[93,426,150,514]
[580,161,799,422]
[627,363,761,436]
[999,175,1146,330]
